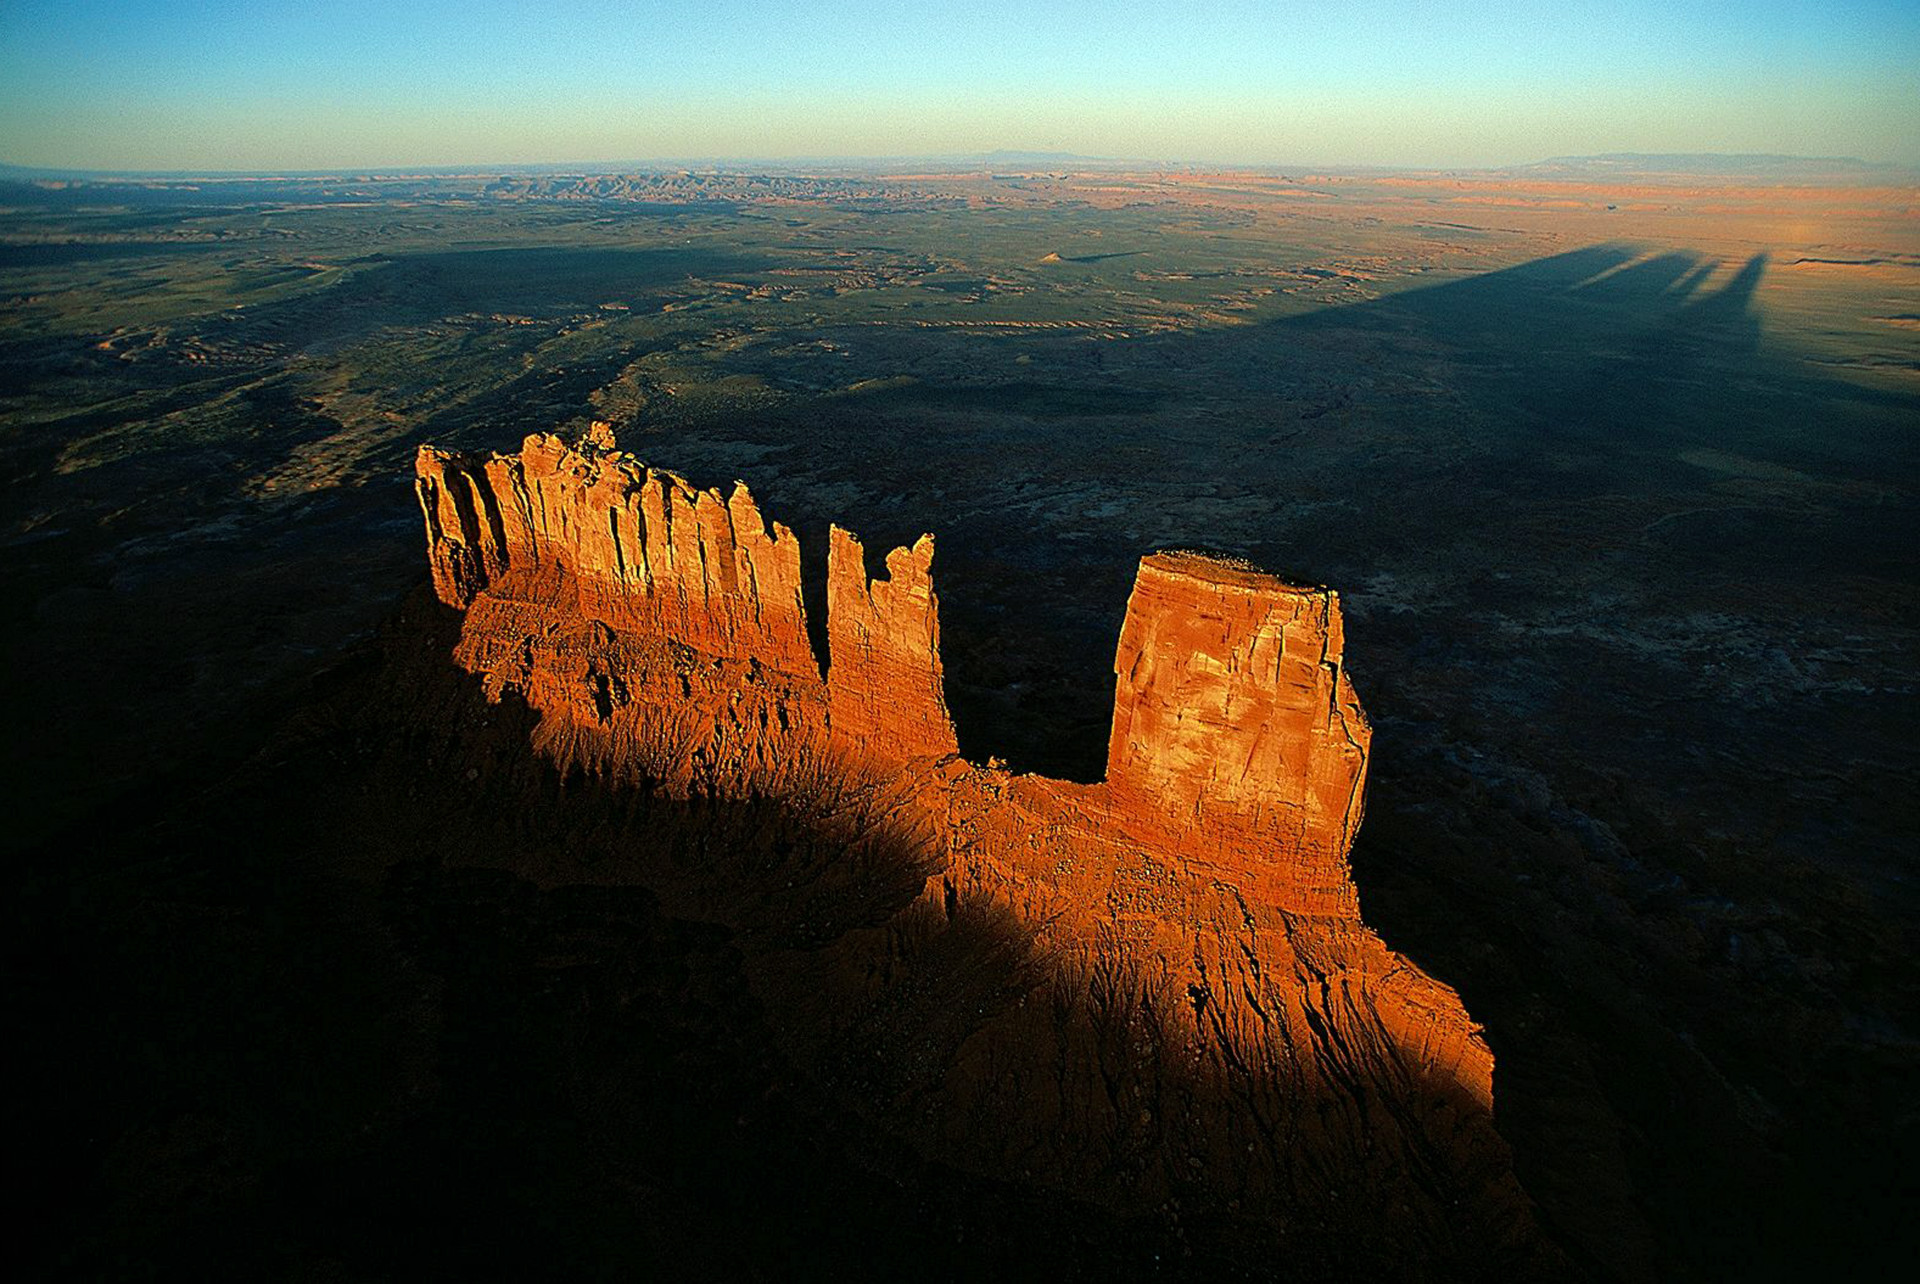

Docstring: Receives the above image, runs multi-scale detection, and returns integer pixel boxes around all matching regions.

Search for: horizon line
[2,149,1908,183]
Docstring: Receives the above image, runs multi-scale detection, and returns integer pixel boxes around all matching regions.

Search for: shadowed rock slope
[411,427,1558,1274]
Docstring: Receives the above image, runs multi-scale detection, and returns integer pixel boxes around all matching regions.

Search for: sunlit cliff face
[410,426,1542,1257]
[416,428,1370,913]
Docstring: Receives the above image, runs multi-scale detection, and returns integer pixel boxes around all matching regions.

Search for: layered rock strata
[1107,551,1372,918]
[417,433,1368,913]
[414,428,1531,1256]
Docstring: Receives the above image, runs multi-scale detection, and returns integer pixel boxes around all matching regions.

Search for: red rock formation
[1107,552,1370,917]
[414,427,1534,1256]
[825,526,958,765]
[417,428,816,678]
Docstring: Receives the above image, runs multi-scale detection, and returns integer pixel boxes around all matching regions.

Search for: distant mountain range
[3,151,1912,183]
[1507,152,1908,178]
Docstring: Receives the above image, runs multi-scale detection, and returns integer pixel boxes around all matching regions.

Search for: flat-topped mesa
[416,429,816,680]
[1107,552,1370,917]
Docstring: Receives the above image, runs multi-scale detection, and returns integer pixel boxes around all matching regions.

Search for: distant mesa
[1037,248,1146,264]
[412,424,1537,1250]
[1507,151,1906,181]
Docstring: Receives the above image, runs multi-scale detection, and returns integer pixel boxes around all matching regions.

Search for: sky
[1,1,1915,172]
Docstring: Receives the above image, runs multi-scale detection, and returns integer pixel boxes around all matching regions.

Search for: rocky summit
[411,426,1557,1274]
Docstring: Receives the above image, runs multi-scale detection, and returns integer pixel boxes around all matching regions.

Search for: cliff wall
[412,428,1530,1258]
[1106,552,1371,916]
[825,526,959,765]
[417,432,1366,904]
[417,430,817,680]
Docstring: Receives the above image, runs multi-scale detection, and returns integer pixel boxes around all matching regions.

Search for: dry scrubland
[4,161,1916,1278]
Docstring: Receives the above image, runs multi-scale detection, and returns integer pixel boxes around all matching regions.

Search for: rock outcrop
[1107,552,1372,917]
[413,427,1541,1266]
[416,427,817,678]
[825,526,958,764]
[417,433,1368,915]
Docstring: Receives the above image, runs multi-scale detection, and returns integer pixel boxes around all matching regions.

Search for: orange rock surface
[1107,551,1371,917]
[415,427,1529,1246]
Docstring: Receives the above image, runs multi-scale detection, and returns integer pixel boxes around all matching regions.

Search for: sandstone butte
[413,426,1538,1255]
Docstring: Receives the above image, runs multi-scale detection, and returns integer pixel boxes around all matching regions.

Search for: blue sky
[1,1,1914,170]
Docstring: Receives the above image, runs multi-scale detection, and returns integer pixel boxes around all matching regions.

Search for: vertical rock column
[416,446,513,607]
[825,526,960,765]
[1105,553,1371,917]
